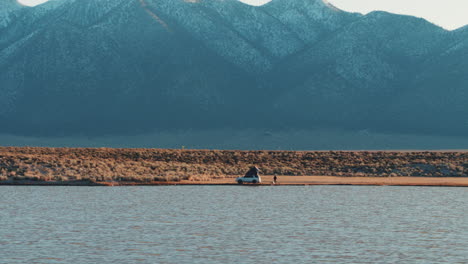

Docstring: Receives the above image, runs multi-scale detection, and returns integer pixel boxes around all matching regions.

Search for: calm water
[1,186,467,263]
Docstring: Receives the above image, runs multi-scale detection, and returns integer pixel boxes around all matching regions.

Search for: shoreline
[2,176,468,187]
[1,147,466,181]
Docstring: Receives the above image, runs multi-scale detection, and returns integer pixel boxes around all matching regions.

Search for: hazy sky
[17,0,468,30]
[17,0,49,6]
[242,0,468,30]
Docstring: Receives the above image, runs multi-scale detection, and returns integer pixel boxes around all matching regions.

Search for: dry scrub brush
[0,147,466,182]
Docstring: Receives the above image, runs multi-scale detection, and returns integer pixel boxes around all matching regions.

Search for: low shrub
[0,147,466,182]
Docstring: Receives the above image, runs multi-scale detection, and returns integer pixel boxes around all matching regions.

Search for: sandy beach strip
[2,176,468,187]
[181,176,468,187]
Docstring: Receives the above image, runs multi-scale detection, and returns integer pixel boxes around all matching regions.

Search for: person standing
[273,175,277,184]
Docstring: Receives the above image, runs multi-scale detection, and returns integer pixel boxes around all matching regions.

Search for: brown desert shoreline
[1,147,467,186]
[2,176,468,187]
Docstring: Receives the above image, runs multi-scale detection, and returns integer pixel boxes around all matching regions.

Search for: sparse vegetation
[0,147,466,184]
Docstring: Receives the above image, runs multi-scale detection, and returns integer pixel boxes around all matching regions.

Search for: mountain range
[1,0,468,146]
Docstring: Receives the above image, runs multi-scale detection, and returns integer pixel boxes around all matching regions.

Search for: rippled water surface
[1,186,468,263]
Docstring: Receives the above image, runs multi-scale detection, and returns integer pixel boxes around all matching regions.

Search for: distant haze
[241,0,468,30]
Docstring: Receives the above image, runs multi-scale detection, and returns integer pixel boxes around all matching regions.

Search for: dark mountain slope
[1,0,262,135]
[386,27,468,135]
[0,0,467,142]
[261,0,360,42]
[0,0,23,29]
[268,12,451,131]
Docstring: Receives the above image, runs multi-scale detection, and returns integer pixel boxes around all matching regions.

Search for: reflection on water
[1,186,468,263]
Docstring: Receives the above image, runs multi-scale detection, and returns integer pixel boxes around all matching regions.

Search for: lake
[1,186,467,263]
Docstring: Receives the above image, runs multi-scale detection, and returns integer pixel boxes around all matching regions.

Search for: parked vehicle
[236,175,261,184]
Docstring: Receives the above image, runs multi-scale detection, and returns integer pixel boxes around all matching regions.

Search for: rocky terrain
[0,147,466,184]
[1,0,468,144]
